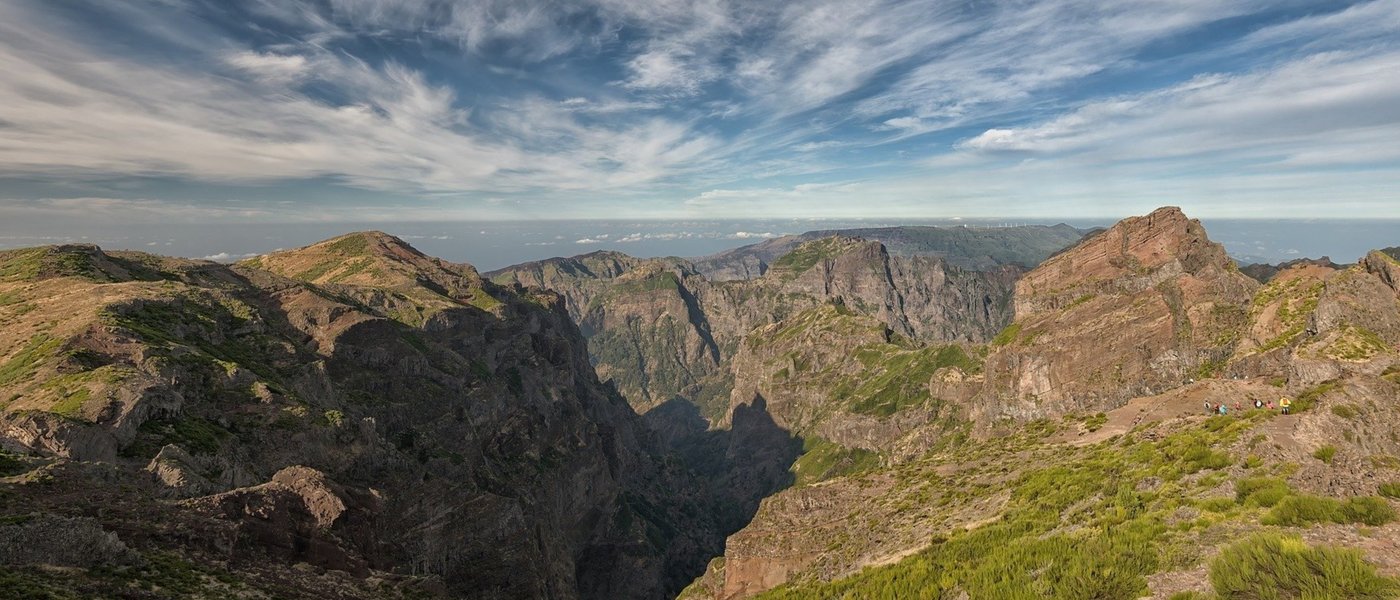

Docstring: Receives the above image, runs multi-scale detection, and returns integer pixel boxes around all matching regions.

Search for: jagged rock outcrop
[690,223,1084,281]
[687,209,1400,599]
[1239,256,1345,283]
[492,235,1025,420]
[0,513,144,569]
[977,206,1260,418]
[0,236,719,599]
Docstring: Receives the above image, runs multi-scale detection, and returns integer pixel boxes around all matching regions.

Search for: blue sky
[0,0,1397,224]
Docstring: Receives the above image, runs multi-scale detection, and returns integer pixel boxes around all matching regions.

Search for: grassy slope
[756,409,1399,599]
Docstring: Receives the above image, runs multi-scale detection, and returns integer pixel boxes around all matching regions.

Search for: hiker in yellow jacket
[1280,397,1292,415]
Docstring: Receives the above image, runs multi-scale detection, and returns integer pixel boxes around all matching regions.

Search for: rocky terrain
[0,233,725,599]
[688,223,1085,281]
[490,230,1034,423]
[5,211,1400,600]
[674,208,1400,599]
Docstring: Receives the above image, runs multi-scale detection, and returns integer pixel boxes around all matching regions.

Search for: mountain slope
[492,237,1021,422]
[977,206,1260,419]
[690,223,1084,281]
[683,207,1400,598]
[0,236,720,599]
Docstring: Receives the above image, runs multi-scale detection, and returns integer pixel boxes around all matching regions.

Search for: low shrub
[1380,482,1400,499]
[1235,477,1290,508]
[1340,497,1398,526]
[1262,494,1341,526]
[1263,494,1397,526]
[1209,533,1399,599]
[1313,445,1337,464]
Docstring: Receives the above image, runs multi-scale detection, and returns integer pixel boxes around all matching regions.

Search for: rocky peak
[0,243,144,283]
[979,206,1259,418]
[1015,206,1231,316]
[1362,248,1400,294]
[764,236,875,282]
[246,232,506,325]
[1240,257,1345,284]
[248,230,466,284]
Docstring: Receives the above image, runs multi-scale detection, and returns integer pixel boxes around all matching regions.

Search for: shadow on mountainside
[649,393,802,543]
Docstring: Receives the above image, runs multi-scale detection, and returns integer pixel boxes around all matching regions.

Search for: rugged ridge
[680,208,1400,599]
[0,236,720,599]
[491,235,1023,421]
[977,206,1260,418]
[690,223,1085,281]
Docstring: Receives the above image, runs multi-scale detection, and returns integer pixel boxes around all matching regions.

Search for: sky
[0,0,1398,227]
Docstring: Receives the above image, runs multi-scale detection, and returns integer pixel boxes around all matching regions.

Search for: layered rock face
[689,223,1085,280]
[0,235,716,599]
[492,235,1025,421]
[683,208,1400,599]
[977,206,1260,418]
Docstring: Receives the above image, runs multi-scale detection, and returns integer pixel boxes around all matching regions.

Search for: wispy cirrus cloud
[0,0,1397,222]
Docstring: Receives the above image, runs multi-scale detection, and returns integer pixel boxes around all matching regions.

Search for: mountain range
[2,209,1399,599]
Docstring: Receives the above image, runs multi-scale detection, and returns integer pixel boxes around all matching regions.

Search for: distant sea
[0,218,1395,272]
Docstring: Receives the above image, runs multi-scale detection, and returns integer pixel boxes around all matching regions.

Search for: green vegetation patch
[1291,380,1339,414]
[326,234,372,256]
[0,334,62,388]
[844,344,979,417]
[1332,403,1359,419]
[1082,412,1109,432]
[0,247,108,282]
[0,451,28,476]
[991,322,1022,347]
[1323,325,1392,361]
[1262,494,1396,527]
[1379,482,1400,499]
[100,295,288,387]
[0,289,24,307]
[1313,445,1338,464]
[1250,277,1324,353]
[613,271,681,294]
[1209,533,1399,599]
[1235,477,1291,508]
[791,437,882,486]
[770,238,862,278]
[759,413,1262,599]
[123,417,229,457]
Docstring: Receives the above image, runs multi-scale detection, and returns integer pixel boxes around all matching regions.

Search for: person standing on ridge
[1280,397,1292,415]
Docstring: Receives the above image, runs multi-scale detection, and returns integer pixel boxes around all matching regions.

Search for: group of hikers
[1206,397,1292,416]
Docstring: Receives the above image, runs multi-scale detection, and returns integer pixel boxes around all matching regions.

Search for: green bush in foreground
[1313,445,1337,464]
[1263,494,1397,526]
[1209,533,1399,599]
[1340,496,1398,526]
[1262,494,1342,526]
[1380,482,1400,499]
[1235,477,1291,508]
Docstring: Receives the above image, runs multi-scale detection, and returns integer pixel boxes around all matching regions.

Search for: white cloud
[0,2,718,197]
[201,251,259,262]
[955,49,1400,165]
[227,51,309,85]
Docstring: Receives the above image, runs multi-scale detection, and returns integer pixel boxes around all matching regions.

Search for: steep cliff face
[690,223,1085,281]
[723,304,976,454]
[978,206,1260,418]
[686,209,1400,599]
[0,237,716,599]
[492,236,1021,421]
